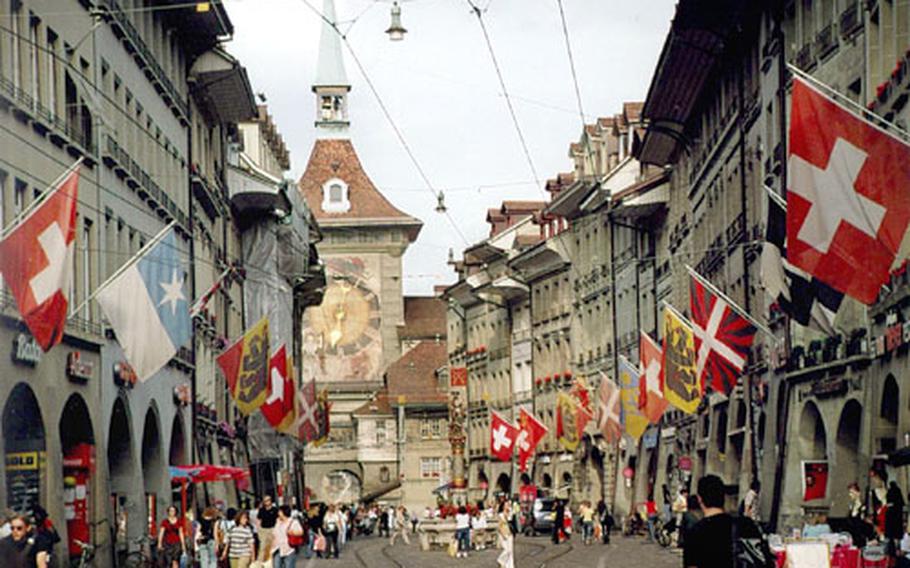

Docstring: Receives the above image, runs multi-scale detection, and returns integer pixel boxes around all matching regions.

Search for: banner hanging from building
[662,306,702,414]
[618,356,648,440]
[217,317,270,415]
[801,460,828,501]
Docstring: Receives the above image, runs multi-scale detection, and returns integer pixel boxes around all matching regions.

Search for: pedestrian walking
[496,502,514,568]
[389,506,410,546]
[30,506,59,568]
[682,475,760,568]
[0,514,46,568]
[195,506,220,568]
[470,509,487,550]
[454,505,471,558]
[645,496,658,542]
[221,510,255,568]
[322,504,342,559]
[679,495,701,550]
[741,480,761,523]
[157,506,187,568]
[255,496,278,563]
[579,501,594,545]
[886,481,905,559]
[270,505,304,568]
[552,500,565,544]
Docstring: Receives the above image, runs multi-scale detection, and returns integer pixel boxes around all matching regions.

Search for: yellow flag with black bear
[662,306,702,414]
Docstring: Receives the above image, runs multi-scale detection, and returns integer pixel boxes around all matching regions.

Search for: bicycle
[122,535,156,568]
[72,539,95,568]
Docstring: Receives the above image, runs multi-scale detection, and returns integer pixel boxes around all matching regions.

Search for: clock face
[311,275,381,356]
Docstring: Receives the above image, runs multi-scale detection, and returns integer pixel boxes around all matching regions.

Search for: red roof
[297,139,422,237]
[386,341,448,406]
[400,296,446,340]
[353,389,393,416]
[624,101,644,122]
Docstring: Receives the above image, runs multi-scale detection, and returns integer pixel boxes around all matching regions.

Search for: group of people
[452,499,516,568]
[0,506,60,568]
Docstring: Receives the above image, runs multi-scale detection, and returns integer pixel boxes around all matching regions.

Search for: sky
[223,0,678,295]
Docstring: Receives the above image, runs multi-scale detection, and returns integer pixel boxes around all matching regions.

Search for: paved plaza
[295,533,682,568]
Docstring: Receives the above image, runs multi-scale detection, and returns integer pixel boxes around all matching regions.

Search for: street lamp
[385,1,407,41]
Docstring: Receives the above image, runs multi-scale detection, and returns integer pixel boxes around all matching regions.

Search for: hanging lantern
[435,191,447,213]
[385,1,407,41]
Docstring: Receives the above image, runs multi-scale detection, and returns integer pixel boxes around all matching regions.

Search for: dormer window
[322,177,350,212]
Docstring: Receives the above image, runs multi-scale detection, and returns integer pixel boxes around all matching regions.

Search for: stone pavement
[295,532,682,567]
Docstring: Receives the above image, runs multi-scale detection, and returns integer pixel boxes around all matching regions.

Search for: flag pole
[190,265,234,317]
[762,184,787,210]
[0,157,83,241]
[787,63,910,145]
[684,264,778,342]
[70,220,178,316]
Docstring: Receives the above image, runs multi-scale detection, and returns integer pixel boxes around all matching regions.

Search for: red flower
[545,375,552,383]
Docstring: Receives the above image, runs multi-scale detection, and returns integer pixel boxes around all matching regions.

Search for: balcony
[101,0,189,124]
[840,4,862,38]
[102,134,187,234]
[815,24,838,60]
[795,43,816,72]
[0,75,97,166]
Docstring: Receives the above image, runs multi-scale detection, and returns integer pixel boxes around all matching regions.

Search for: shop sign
[810,376,848,399]
[12,333,41,366]
[678,456,693,471]
[643,431,659,449]
[6,451,40,471]
[113,361,137,388]
[66,352,94,382]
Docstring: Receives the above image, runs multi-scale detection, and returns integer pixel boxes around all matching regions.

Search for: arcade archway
[3,383,46,516]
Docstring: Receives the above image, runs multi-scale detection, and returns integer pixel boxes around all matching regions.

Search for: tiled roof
[486,208,506,221]
[352,389,393,416]
[386,341,448,406]
[597,117,616,129]
[624,101,644,122]
[501,200,546,213]
[399,296,446,340]
[297,139,422,235]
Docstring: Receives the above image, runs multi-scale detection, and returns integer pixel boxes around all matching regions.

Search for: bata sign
[12,333,41,366]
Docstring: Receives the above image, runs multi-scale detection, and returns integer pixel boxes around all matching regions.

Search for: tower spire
[313,0,351,136]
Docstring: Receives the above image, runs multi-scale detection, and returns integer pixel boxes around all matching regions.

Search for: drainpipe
[736,26,760,486]
[768,5,791,532]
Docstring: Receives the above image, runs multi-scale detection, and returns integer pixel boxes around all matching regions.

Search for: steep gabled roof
[399,296,447,340]
[297,139,422,240]
[386,341,448,406]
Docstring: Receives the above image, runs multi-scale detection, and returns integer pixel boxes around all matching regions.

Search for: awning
[169,464,250,484]
[190,48,257,124]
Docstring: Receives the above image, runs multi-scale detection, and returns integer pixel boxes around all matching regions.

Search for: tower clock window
[322,177,350,212]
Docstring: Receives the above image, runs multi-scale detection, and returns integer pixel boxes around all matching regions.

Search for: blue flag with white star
[97,227,191,381]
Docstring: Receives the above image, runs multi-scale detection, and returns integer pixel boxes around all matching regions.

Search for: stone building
[297,0,422,504]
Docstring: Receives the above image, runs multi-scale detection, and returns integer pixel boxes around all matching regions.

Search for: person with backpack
[195,507,221,568]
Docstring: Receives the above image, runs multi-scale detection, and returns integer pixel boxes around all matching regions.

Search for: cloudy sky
[223,0,678,295]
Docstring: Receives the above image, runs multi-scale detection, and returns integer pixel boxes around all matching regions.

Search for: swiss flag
[489,411,518,462]
[0,166,79,351]
[260,345,296,432]
[516,408,548,472]
[788,76,910,304]
[638,332,668,423]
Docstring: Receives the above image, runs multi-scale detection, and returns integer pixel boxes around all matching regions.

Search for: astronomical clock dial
[314,275,381,357]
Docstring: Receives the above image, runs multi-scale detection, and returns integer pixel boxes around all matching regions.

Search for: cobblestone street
[295,534,682,568]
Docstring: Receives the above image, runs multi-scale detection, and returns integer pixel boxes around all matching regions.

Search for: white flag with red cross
[788,76,910,304]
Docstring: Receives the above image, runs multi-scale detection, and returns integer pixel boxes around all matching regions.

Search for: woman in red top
[157,506,186,568]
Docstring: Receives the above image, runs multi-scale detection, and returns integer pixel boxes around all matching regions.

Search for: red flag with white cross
[516,407,548,472]
[260,345,296,432]
[0,165,80,351]
[689,273,757,395]
[490,411,518,462]
[296,379,319,443]
[638,332,668,423]
[788,76,910,304]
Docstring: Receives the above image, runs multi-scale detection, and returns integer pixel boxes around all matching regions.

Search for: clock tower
[297,0,422,504]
